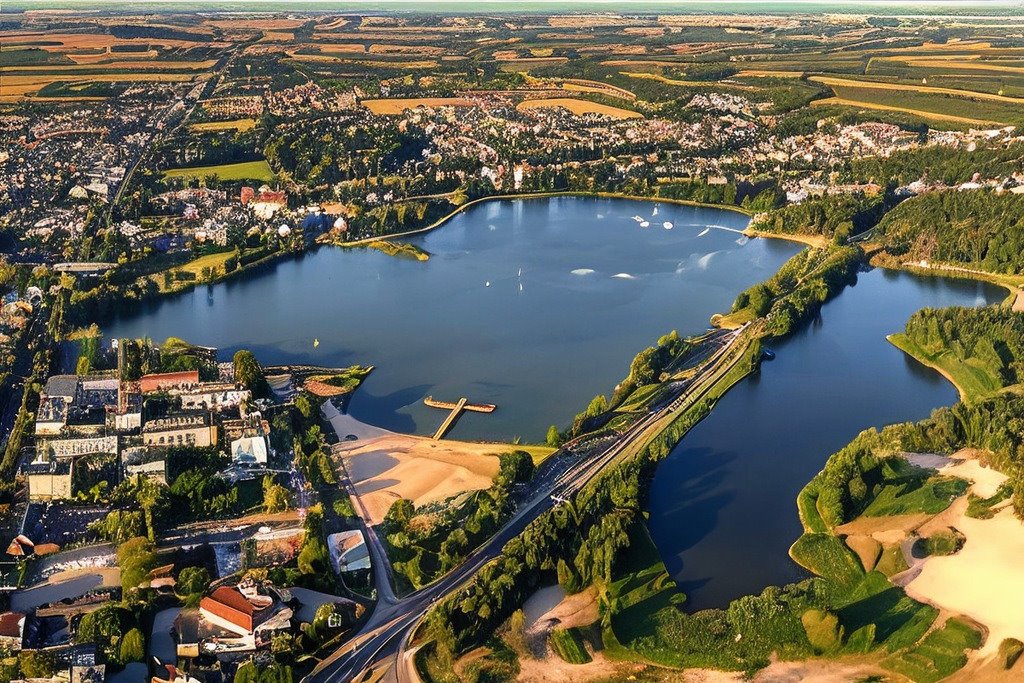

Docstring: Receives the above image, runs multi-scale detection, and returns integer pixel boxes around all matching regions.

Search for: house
[44,375,80,402]
[196,583,293,649]
[0,611,25,651]
[178,383,250,411]
[199,586,261,636]
[231,435,268,465]
[140,370,200,394]
[143,414,217,448]
[25,459,74,501]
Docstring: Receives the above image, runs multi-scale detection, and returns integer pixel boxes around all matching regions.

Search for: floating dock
[424,396,496,440]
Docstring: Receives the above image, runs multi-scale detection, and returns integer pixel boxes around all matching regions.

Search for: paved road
[305,325,752,682]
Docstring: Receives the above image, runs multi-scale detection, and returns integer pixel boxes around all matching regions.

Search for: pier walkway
[423,396,496,439]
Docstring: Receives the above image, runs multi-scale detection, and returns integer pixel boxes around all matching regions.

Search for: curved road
[305,325,752,682]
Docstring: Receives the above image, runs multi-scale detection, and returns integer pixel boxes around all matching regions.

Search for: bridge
[423,396,496,440]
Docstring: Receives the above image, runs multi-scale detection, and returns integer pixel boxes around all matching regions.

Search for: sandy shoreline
[322,404,548,524]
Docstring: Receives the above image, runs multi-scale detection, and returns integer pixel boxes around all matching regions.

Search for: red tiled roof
[200,586,255,633]
[140,371,199,394]
[0,612,24,638]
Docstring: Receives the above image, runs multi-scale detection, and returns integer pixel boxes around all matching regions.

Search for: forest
[876,190,1024,274]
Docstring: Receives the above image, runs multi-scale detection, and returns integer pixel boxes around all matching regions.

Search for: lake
[104,196,795,441]
[646,268,1004,611]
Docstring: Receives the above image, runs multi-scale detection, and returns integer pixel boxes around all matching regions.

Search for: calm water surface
[105,197,793,440]
[646,269,1004,611]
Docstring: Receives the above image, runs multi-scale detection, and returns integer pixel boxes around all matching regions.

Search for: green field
[824,82,1024,126]
[888,333,1002,403]
[163,159,275,182]
[883,618,983,683]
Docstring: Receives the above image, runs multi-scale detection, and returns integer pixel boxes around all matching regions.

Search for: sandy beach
[899,453,1024,655]
[323,407,549,524]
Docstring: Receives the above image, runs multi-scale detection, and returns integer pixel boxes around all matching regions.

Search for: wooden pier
[424,396,496,440]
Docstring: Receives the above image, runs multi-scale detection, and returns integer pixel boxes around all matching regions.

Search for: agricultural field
[516,97,642,119]
[162,159,275,183]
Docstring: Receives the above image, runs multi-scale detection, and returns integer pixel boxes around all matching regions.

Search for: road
[305,324,753,682]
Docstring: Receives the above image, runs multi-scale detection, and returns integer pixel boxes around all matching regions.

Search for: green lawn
[882,617,982,683]
[163,159,275,182]
[861,474,968,518]
[888,333,1001,402]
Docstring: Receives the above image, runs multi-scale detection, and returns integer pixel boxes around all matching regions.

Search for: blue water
[104,196,795,441]
[646,268,1005,610]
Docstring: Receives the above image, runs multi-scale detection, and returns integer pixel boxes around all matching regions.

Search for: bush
[549,627,591,664]
[998,637,1024,669]
[801,609,842,653]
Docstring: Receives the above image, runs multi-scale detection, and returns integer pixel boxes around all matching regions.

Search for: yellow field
[810,75,1024,105]
[873,55,1024,76]
[362,97,477,114]
[0,72,196,100]
[621,71,755,91]
[811,97,1000,127]
[5,60,218,72]
[516,97,642,119]
[738,69,806,78]
[189,118,257,133]
[68,50,158,64]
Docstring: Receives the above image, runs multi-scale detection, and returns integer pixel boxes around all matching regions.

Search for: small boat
[518,267,522,277]
[633,215,644,222]
[519,282,523,292]
[761,348,776,361]
[698,228,710,237]
[663,221,674,230]
[485,281,491,287]
[313,338,320,348]
[639,221,650,228]
[653,206,659,216]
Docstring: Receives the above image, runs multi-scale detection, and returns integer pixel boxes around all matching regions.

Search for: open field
[162,159,275,182]
[516,97,641,119]
[0,72,198,101]
[189,118,258,133]
[362,97,477,114]
[811,96,1003,127]
[148,250,238,293]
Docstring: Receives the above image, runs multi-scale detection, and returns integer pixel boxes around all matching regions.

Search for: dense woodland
[901,306,1024,391]
[876,190,1024,274]
[752,193,886,240]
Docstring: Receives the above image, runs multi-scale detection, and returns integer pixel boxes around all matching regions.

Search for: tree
[117,536,156,592]
[263,475,290,513]
[234,349,267,395]
[497,450,535,489]
[119,627,145,663]
[18,650,57,679]
[134,475,168,541]
[384,498,415,531]
[176,566,211,597]
[546,424,562,447]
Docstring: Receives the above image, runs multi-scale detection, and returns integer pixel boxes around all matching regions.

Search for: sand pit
[877,451,1024,655]
[323,409,551,524]
[905,503,1024,654]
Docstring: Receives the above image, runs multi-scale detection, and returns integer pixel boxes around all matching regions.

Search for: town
[3,4,1024,683]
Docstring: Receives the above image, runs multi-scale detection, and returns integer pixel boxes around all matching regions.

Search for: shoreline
[328,191,753,248]
[886,332,971,403]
